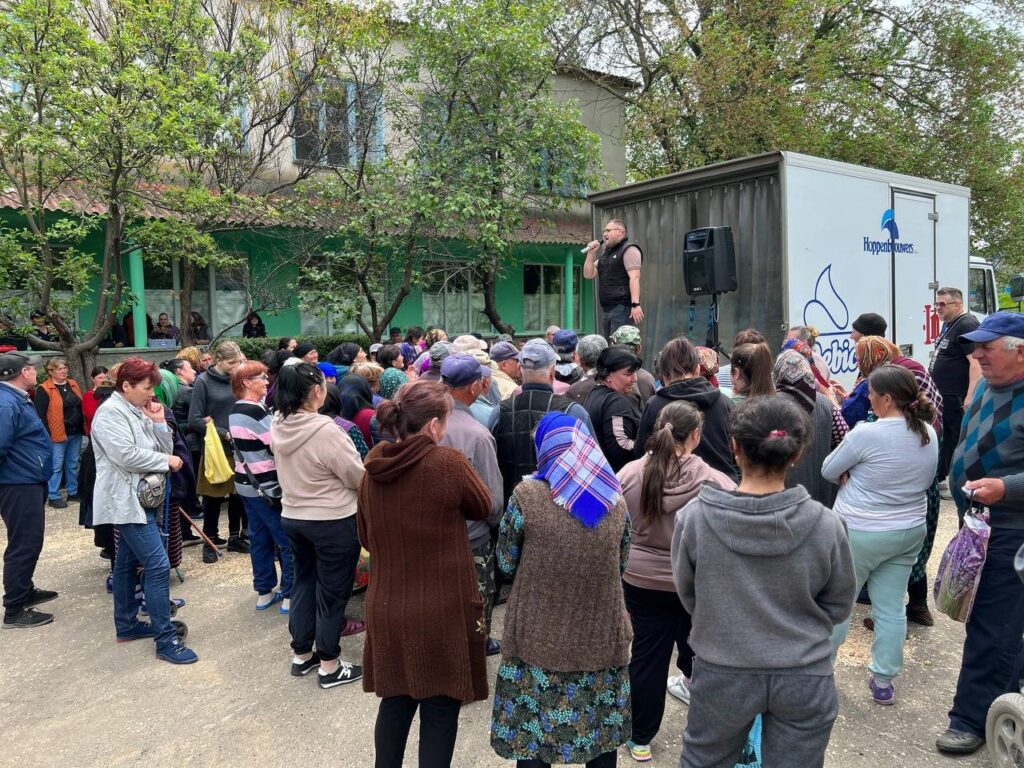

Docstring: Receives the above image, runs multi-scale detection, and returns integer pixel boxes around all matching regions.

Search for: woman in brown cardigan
[491,411,632,768]
[358,380,491,768]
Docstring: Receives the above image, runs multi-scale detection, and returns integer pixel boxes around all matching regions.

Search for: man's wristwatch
[631,302,641,308]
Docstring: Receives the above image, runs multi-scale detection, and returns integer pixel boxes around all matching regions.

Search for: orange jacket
[38,377,83,443]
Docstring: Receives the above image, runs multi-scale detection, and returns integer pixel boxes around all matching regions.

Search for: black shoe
[291,652,321,677]
[486,637,501,656]
[25,588,58,607]
[48,498,68,509]
[99,549,114,560]
[181,533,201,547]
[211,535,227,545]
[2,607,54,629]
[317,661,363,689]
[202,545,219,564]
[227,536,250,554]
[67,494,80,502]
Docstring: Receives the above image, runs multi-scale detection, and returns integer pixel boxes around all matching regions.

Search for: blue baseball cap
[960,312,1024,343]
[551,329,579,354]
[440,353,486,387]
[317,362,338,378]
[489,340,519,362]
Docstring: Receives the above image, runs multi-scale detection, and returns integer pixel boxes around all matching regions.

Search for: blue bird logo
[880,209,899,240]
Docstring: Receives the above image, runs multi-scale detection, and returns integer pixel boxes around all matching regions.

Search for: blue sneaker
[105,574,113,594]
[156,639,198,664]
[279,598,290,615]
[139,597,185,617]
[117,621,157,643]
[869,675,895,705]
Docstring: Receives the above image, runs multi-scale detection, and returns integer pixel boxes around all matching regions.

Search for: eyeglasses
[934,301,960,308]
[247,374,269,382]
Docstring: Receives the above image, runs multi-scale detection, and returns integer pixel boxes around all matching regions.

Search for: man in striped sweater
[937,312,1024,756]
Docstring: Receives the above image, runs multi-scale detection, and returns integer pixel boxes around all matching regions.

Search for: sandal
[341,619,366,637]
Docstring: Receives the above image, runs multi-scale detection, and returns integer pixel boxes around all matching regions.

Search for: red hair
[231,361,268,399]
[116,357,161,391]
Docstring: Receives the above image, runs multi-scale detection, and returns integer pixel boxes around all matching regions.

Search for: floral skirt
[910,478,941,584]
[490,657,631,763]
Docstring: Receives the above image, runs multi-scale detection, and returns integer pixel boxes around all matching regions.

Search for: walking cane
[178,508,223,560]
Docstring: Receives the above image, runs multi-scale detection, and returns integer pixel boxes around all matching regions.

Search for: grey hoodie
[671,484,856,673]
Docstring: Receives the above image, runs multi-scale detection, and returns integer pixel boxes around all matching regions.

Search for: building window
[421,261,489,335]
[293,79,384,167]
[536,148,588,199]
[523,264,581,332]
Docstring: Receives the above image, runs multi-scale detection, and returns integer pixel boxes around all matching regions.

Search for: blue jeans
[240,495,293,598]
[832,524,926,684]
[48,434,82,501]
[113,510,175,650]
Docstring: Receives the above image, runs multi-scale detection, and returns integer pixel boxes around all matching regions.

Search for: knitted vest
[41,377,82,443]
[494,389,578,504]
[502,479,632,672]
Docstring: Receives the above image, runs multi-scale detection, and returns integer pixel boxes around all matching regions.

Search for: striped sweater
[228,399,280,499]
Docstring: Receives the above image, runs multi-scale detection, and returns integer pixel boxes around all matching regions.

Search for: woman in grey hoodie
[617,401,736,763]
[671,396,856,768]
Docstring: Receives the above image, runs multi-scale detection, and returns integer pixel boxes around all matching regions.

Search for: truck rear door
[891,190,937,363]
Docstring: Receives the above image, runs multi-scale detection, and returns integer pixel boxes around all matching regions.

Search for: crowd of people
[0,281,1022,766]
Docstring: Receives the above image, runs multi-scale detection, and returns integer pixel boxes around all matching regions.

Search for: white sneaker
[667,675,690,705]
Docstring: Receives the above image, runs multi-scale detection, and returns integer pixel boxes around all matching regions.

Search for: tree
[0,0,227,379]
[555,0,1024,273]
[406,0,603,334]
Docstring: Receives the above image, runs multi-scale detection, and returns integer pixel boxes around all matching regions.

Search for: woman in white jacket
[91,357,194,664]
[823,365,938,705]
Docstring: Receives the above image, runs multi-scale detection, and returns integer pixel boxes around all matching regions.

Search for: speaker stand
[705,293,730,361]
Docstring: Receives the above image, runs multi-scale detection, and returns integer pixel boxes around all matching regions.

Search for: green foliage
[230,333,372,364]
[559,0,1024,271]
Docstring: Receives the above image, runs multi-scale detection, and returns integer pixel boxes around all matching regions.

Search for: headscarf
[327,341,362,367]
[154,368,179,408]
[855,335,899,377]
[339,374,374,419]
[696,346,720,388]
[781,338,830,389]
[532,412,622,528]
[319,383,360,429]
[772,350,816,414]
[378,367,408,399]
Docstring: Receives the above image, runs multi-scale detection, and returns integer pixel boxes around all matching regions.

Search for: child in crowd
[671,395,856,767]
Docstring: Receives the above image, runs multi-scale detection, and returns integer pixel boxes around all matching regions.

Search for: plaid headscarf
[855,335,899,377]
[533,412,622,528]
[773,350,816,414]
[781,338,830,389]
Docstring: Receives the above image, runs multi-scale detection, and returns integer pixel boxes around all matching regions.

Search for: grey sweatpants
[681,659,838,768]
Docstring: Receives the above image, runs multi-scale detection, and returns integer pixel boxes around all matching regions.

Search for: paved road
[0,499,994,767]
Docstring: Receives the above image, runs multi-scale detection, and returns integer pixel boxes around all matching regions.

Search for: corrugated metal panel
[591,159,784,364]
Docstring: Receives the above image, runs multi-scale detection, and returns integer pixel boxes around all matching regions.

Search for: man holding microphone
[584,220,644,339]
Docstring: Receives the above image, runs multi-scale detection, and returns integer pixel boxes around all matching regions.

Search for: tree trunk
[66,347,98,387]
[479,258,514,336]
[180,260,195,347]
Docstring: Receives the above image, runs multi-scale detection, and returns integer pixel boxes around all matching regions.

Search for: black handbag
[229,438,282,511]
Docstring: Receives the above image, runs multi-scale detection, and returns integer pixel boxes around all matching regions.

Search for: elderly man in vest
[584,219,643,339]
[0,351,57,629]
[936,312,1024,756]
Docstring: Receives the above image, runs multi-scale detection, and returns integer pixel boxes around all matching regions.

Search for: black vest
[598,238,641,309]
[493,388,577,505]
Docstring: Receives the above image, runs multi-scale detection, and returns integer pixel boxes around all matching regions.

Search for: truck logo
[802,264,858,376]
[863,208,915,255]
[881,209,900,239]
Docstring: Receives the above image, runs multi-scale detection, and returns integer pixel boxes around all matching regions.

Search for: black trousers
[602,304,631,340]
[938,394,964,481]
[281,515,360,661]
[374,694,461,768]
[623,580,694,745]
[0,483,47,618]
[517,752,616,768]
[201,493,244,539]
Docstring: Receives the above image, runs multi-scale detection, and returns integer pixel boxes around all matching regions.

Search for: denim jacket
[91,392,172,525]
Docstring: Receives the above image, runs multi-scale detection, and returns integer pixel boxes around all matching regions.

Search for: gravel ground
[0,498,994,767]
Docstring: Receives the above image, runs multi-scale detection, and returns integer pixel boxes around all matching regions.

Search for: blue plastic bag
[735,714,762,768]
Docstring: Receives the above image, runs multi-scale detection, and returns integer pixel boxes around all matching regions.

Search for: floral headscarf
[696,346,720,388]
[772,350,816,414]
[855,336,899,377]
[378,367,408,399]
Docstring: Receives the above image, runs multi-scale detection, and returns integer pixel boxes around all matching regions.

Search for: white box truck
[588,151,998,386]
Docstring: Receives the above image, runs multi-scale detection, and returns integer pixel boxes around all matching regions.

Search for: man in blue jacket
[0,351,58,628]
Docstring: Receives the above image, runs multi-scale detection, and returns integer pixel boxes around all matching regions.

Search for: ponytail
[868,365,934,446]
[639,401,703,518]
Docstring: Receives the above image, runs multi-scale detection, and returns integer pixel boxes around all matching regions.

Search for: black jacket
[584,384,640,472]
[636,378,737,481]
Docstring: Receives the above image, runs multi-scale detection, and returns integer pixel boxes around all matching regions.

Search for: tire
[987,693,1024,768]
[171,619,188,641]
